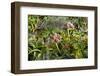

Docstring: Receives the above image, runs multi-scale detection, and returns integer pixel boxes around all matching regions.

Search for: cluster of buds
[50,33,62,43]
[62,44,70,49]
[64,22,75,29]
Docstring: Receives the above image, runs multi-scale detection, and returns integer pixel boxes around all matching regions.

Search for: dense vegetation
[28,15,88,60]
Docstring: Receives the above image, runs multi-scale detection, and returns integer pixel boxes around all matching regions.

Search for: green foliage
[28,15,88,60]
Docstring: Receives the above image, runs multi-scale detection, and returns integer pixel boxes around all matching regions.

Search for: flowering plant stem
[55,43,61,54]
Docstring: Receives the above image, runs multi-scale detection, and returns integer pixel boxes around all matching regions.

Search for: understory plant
[28,15,88,60]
